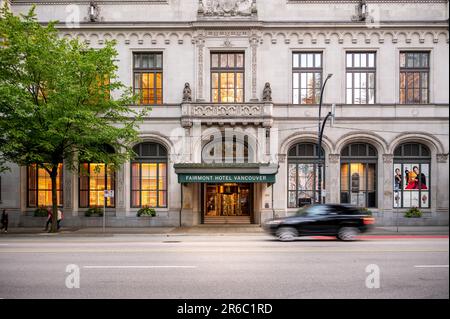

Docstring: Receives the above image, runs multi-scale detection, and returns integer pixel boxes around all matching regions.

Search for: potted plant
[85,207,104,217]
[137,206,156,217]
[34,206,48,217]
[404,207,423,218]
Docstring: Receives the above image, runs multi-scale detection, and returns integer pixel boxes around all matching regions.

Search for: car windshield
[295,205,327,217]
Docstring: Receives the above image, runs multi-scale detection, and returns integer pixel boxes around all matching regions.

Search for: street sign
[104,190,114,198]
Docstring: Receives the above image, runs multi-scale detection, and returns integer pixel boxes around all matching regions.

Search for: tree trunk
[50,165,59,233]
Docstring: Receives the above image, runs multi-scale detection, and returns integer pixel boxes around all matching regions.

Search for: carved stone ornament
[182,82,192,102]
[383,154,394,164]
[437,153,449,163]
[198,0,256,17]
[262,82,272,102]
[328,154,340,164]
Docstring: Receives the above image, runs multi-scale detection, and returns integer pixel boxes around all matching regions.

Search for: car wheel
[337,227,359,241]
[276,227,298,242]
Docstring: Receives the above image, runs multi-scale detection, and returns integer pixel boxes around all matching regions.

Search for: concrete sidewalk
[0,225,448,236]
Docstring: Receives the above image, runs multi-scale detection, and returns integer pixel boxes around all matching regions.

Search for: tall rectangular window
[133,52,163,105]
[346,52,376,104]
[27,164,63,207]
[292,52,322,104]
[211,52,244,103]
[399,52,429,104]
[79,163,115,208]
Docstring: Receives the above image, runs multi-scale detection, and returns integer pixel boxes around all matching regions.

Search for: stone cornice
[12,0,168,4]
[50,20,449,30]
[287,0,447,3]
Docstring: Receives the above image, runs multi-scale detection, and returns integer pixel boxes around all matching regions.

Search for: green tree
[0,6,147,232]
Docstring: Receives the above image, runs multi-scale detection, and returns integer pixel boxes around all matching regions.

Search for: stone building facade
[1,0,448,227]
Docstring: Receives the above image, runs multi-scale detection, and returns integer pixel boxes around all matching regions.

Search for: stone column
[435,154,449,224]
[273,153,286,217]
[382,154,394,214]
[116,163,127,218]
[327,154,341,204]
[123,161,132,216]
[62,161,76,216]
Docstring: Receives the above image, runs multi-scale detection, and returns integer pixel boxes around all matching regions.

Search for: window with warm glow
[399,52,429,104]
[131,143,167,208]
[133,52,163,105]
[79,163,115,208]
[211,52,244,103]
[340,143,378,208]
[27,164,63,207]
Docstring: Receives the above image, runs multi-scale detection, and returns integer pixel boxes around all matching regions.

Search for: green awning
[174,163,278,184]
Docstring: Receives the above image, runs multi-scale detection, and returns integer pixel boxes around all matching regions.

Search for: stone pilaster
[436,154,449,217]
[382,154,394,213]
[195,31,205,102]
[250,31,259,101]
[327,154,341,203]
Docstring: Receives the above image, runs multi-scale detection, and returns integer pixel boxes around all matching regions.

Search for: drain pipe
[179,184,183,227]
[271,183,275,219]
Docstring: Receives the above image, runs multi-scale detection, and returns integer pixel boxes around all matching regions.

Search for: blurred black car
[263,204,374,241]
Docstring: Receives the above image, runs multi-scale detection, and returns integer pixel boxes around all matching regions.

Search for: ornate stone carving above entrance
[437,153,449,163]
[329,154,340,164]
[198,0,257,18]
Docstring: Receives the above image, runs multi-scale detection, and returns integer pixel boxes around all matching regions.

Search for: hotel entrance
[202,183,253,224]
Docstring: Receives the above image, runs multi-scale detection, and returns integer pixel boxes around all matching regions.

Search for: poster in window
[421,191,429,208]
[393,164,402,192]
[403,164,428,190]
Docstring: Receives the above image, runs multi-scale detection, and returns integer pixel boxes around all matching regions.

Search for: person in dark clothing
[1,209,8,233]
[394,168,402,191]
[413,166,428,189]
[44,208,53,231]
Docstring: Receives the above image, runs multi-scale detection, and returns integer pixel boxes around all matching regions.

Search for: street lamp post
[317,73,333,204]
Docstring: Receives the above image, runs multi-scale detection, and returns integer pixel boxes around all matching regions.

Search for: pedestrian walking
[1,209,8,233]
[57,209,63,230]
[44,208,52,231]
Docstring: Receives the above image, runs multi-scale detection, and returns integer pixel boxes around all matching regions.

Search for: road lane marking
[414,265,449,268]
[0,248,448,254]
[83,265,197,269]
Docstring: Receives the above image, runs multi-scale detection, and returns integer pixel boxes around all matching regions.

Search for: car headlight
[264,219,283,226]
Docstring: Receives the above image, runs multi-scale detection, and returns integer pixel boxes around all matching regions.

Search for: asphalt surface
[0,234,448,299]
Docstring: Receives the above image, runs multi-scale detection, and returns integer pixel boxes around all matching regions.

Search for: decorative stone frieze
[181,102,273,128]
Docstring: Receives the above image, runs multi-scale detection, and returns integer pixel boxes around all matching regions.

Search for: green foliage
[85,207,104,217]
[137,206,156,217]
[404,207,423,218]
[33,207,48,217]
[0,6,148,230]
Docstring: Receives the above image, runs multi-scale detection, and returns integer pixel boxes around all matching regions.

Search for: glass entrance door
[204,183,251,217]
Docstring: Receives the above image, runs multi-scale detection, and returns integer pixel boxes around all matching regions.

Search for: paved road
[0,234,448,299]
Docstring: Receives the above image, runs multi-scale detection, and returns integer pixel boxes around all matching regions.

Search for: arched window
[288,143,325,207]
[340,143,377,208]
[79,145,116,208]
[202,135,254,163]
[393,143,431,208]
[27,164,63,207]
[131,142,167,208]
